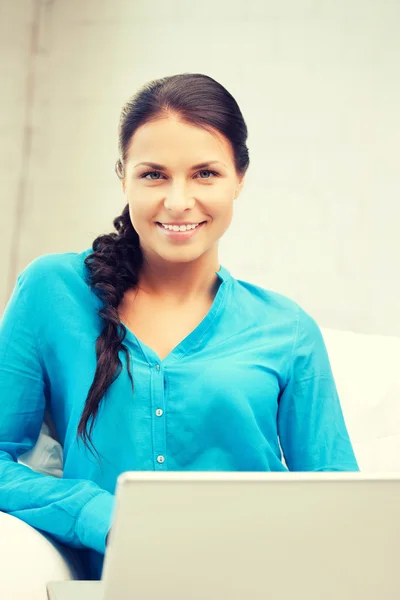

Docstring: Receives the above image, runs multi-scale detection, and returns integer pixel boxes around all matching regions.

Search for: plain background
[1,0,399,336]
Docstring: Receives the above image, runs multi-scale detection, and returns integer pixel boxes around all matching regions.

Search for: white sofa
[1,326,400,600]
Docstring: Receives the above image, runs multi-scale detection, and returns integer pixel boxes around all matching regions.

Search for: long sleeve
[0,266,115,554]
[277,307,359,472]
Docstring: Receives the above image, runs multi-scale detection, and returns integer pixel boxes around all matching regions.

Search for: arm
[0,266,115,554]
[277,307,359,472]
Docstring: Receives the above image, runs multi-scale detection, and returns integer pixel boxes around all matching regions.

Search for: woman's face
[121,115,245,265]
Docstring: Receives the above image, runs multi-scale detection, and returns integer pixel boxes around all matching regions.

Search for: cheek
[207,195,234,219]
[127,202,150,238]
[127,192,152,220]
[221,204,234,229]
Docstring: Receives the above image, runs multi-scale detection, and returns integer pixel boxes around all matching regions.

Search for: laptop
[96,471,400,600]
[47,472,400,599]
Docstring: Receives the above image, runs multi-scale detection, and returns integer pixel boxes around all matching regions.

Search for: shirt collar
[215,265,231,283]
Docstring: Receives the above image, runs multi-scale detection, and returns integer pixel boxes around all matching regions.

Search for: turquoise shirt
[0,249,358,579]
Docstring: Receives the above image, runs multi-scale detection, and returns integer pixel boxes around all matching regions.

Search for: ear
[115,159,126,192]
[234,175,245,199]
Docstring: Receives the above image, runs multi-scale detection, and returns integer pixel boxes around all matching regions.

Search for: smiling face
[121,115,245,266]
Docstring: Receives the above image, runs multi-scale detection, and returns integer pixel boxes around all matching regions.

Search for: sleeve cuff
[76,491,116,554]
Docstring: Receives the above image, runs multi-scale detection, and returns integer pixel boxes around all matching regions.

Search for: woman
[0,73,358,580]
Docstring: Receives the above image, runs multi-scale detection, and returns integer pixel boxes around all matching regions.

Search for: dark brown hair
[77,73,250,457]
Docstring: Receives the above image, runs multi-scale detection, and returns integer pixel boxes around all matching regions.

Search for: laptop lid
[102,472,400,600]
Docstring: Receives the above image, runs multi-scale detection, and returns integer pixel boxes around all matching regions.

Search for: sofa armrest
[0,511,85,600]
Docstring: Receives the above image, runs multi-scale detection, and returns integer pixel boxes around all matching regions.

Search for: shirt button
[157,455,165,464]
[155,409,163,417]
[155,364,160,371]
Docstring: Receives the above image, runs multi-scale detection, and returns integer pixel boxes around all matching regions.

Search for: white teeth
[161,223,200,232]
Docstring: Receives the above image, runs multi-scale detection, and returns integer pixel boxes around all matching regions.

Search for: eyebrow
[134,160,227,170]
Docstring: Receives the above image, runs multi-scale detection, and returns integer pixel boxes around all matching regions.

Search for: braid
[77,204,143,456]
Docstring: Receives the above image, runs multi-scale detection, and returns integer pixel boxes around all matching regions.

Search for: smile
[161,222,200,231]
[156,221,207,239]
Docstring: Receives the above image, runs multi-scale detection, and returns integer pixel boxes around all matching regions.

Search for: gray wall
[1,0,399,336]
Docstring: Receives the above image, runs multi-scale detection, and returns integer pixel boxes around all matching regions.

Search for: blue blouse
[0,248,358,579]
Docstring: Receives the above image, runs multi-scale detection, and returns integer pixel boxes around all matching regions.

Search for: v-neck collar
[123,264,232,367]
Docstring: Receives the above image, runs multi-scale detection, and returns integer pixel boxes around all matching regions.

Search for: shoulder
[231,276,330,384]
[17,247,93,294]
[231,275,322,342]
[232,275,303,318]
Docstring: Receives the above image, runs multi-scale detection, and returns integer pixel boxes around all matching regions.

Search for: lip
[156,221,207,240]
[159,221,203,225]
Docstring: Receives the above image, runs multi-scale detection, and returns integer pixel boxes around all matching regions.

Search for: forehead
[126,117,234,166]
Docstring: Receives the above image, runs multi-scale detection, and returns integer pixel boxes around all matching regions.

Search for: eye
[140,171,165,180]
[139,169,219,181]
[196,169,219,179]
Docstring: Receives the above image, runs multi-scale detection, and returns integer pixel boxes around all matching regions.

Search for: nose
[164,183,195,213]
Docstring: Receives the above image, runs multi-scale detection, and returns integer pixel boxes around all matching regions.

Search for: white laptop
[95,471,400,600]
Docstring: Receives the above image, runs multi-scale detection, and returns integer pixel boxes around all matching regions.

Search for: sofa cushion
[321,327,400,472]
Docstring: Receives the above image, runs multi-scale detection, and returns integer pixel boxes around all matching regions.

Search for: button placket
[152,363,166,468]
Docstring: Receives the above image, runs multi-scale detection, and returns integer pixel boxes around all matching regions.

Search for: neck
[137,252,221,304]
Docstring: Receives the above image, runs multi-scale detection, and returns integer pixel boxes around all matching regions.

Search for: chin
[161,251,203,264]
[156,243,214,263]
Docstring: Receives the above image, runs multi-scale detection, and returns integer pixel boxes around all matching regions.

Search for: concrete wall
[1,0,399,335]
[1,1,38,307]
